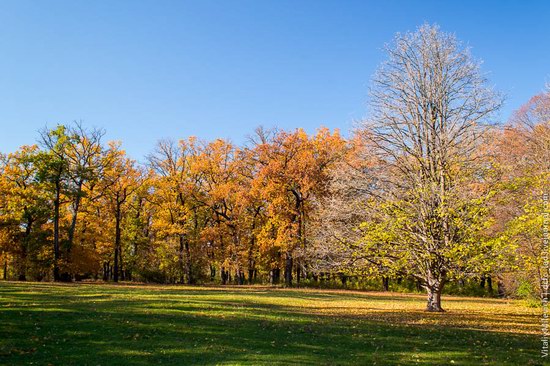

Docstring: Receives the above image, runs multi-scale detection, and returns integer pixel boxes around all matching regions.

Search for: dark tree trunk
[184,240,193,284]
[487,276,493,292]
[237,269,244,285]
[113,245,119,282]
[480,275,486,288]
[178,235,185,284]
[247,251,255,285]
[248,268,254,285]
[119,246,124,281]
[53,179,61,281]
[3,260,7,280]
[284,252,293,286]
[17,214,34,281]
[103,262,108,281]
[66,180,83,269]
[340,273,347,286]
[382,276,389,291]
[113,202,121,283]
[210,265,216,282]
[270,268,280,285]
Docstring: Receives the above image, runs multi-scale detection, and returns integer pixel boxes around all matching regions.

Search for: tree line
[1,25,548,311]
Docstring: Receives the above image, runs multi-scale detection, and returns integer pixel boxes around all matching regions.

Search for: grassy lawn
[0,282,542,365]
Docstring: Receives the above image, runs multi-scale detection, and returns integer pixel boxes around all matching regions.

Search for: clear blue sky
[0,0,548,160]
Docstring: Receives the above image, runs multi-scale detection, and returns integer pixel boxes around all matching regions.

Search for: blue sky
[0,0,548,160]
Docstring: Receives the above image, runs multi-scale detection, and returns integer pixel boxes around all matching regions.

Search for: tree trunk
[248,268,254,285]
[340,273,347,286]
[284,252,293,286]
[184,240,193,284]
[237,269,244,285]
[247,250,255,285]
[382,276,389,291]
[119,246,124,281]
[210,265,216,281]
[113,202,121,282]
[53,179,61,281]
[178,235,185,283]
[104,262,108,281]
[426,287,444,312]
[67,180,83,257]
[497,277,505,297]
[270,268,280,285]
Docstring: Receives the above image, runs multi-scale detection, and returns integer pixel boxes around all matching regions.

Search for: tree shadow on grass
[0,282,542,366]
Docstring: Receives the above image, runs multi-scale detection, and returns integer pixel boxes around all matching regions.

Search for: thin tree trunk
[382,276,389,291]
[113,201,121,282]
[119,246,124,281]
[53,179,61,282]
[210,265,216,281]
[178,235,185,283]
[185,239,193,284]
[340,273,347,286]
[103,262,108,281]
[67,181,83,255]
[18,215,33,281]
[248,267,254,285]
[270,268,280,285]
[284,252,293,286]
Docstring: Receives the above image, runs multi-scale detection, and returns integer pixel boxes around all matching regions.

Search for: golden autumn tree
[101,143,144,282]
[191,138,265,284]
[250,127,346,285]
[147,138,206,284]
[0,146,51,280]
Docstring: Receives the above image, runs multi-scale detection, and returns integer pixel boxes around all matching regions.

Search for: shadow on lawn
[0,282,542,366]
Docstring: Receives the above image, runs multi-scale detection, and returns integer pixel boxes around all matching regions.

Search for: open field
[0,282,542,365]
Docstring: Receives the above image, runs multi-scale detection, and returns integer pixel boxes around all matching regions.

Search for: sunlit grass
[0,282,542,365]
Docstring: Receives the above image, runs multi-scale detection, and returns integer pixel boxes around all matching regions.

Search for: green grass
[0,282,543,365]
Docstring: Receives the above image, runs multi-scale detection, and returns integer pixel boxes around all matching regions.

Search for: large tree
[363,24,502,311]
[37,123,105,281]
